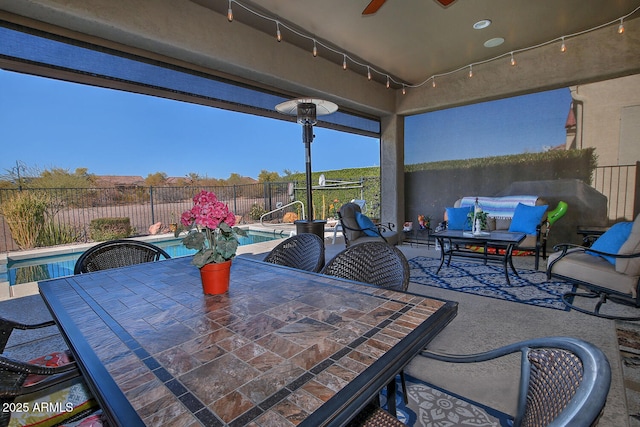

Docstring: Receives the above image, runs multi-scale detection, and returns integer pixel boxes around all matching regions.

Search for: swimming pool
[5,230,287,286]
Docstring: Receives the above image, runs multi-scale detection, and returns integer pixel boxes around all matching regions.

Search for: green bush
[249,203,266,220]
[0,191,49,249]
[89,217,132,241]
[37,221,81,247]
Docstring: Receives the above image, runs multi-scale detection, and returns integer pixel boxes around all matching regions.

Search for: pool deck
[0,223,301,300]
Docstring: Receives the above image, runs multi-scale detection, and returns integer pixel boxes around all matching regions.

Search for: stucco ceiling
[192,0,640,86]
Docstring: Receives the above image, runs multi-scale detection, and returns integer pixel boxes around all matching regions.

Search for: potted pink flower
[181,190,247,293]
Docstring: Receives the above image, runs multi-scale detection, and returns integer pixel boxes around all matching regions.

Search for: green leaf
[183,231,205,250]
[216,239,238,259]
[233,226,248,237]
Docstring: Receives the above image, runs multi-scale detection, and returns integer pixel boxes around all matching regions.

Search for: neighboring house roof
[565,102,577,128]
[95,175,145,187]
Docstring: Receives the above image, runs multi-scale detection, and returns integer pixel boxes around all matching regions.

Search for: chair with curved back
[419,337,611,427]
[0,317,100,427]
[337,202,397,247]
[74,239,171,274]
[321,241,409,292]
[263,233,325,272]
[322,241,410,425]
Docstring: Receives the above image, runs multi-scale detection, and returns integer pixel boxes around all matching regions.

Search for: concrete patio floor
[1,233,635,426]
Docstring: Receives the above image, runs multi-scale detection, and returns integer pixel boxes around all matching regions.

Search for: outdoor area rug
[381,373,512,426]
[408,256,574,311]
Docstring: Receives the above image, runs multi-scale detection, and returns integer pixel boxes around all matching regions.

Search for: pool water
[6,231,286,286]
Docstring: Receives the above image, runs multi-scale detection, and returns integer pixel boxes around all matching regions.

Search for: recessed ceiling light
[484,37,505,48]
[473,19,492,30]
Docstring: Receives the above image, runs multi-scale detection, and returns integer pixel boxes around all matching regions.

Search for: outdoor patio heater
[276,98,338,238]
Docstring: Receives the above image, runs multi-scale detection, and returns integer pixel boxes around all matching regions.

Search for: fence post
[233,185,237,215]
[635,162,640,219]
[150,186,155,225]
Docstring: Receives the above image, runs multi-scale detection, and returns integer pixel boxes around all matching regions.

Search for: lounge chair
[547,213,640,320]
[336,202,397,247]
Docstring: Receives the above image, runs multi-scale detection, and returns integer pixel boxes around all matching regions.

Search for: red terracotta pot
[199,260,232,295]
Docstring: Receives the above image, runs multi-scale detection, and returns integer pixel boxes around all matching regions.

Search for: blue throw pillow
[446,206,472,230]
[355,211,379,237]
[508,203,548,235]
[588,222,633,264]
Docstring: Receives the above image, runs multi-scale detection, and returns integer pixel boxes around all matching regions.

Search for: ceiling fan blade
[362,0,387,15]
[436,0,456,6]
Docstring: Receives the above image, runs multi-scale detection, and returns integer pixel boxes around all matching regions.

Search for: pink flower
[182,191,237,231]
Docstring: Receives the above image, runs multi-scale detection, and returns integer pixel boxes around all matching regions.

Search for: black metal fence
[592,162,639,223]
[0,180,375,252]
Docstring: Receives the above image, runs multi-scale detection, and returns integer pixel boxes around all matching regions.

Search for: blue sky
[1,70,571,180]
[406,88,572,163]
[0,70,379,180]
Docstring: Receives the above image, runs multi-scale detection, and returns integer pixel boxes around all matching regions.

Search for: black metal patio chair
[74,239,171,274]
[419,336,611,427]
[0,317,93,427]
[263,233,325,272]
[337,202,396,247]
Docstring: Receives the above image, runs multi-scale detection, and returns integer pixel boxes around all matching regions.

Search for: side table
[404,227,432,248]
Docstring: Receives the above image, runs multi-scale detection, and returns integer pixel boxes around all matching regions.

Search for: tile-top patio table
[38,256,457,427]
[432,229,527,285]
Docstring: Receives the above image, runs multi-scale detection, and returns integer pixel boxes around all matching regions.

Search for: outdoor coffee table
[433,229,527,285]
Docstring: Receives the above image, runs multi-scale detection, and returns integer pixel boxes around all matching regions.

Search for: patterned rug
[381,374,512,427]
[408,256,574,311]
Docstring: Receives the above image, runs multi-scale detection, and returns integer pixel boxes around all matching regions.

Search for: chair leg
[399,371,408,404]
[562,291,640,321]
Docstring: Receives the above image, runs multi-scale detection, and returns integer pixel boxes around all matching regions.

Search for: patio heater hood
[276,98,338,238]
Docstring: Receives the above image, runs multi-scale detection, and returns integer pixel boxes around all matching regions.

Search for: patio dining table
[38,256,457,427]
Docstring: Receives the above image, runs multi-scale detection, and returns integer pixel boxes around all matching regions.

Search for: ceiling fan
[363,0,456,15]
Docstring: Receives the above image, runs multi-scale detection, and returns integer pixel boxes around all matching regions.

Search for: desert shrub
[89,217,132,241]
[38,221,81,247]
[0,191,49,249]
[249,203,266,220]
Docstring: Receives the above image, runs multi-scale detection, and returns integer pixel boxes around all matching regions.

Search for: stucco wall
[571,74,640,166]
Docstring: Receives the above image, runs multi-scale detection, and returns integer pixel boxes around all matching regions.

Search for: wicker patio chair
[347,402,404,427]
[321,241,410,413]
[74,239,171,274]
[263,233,325,272]
[419,337,611,427]
[321,241,409,292]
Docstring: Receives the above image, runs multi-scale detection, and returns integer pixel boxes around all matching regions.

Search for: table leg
[386,377,397,417]
[503,244,520,285]
[436,237,446,274]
